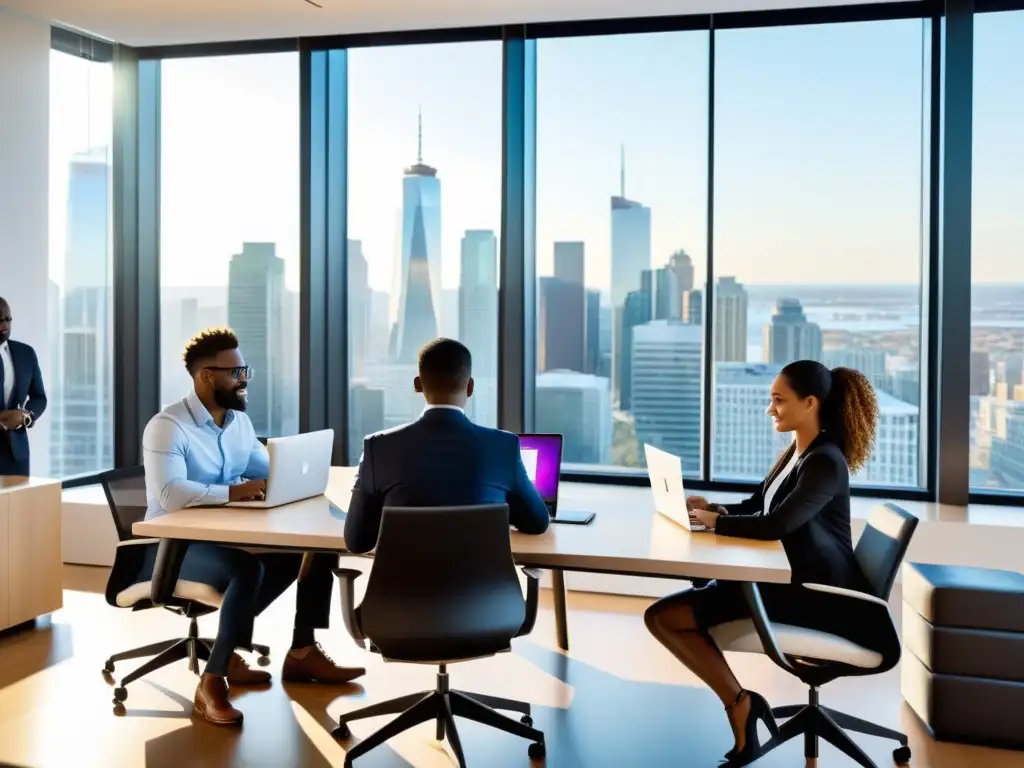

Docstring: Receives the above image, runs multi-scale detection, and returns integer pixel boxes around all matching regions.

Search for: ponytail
[826,367,878,472]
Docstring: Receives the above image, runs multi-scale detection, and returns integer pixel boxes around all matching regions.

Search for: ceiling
[1,0,898,47]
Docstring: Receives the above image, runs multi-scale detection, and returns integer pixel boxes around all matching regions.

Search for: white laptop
[644,443,711,532]
[228,429,334,508]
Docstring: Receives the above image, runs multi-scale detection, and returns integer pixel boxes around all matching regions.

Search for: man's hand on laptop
[230,478,266,502]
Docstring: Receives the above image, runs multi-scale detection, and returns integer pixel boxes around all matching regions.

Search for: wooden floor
[0,567,1018,768]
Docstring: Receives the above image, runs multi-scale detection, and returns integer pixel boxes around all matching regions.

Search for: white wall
[0,8,51,472]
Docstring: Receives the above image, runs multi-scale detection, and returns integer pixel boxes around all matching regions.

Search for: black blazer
[714,434,868,590]
[1,340,48,464]
[344,407,551,554]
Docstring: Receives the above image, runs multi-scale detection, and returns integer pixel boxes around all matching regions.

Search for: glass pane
[971,11,1024,493]
[534,33,710,474]
[347,42,502,459]
[49,49,114,478]
[713,20,927,489]
[159,53,300,437]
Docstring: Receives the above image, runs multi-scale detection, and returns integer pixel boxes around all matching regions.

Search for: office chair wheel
[520,715,533,727]
[257,655,271,667]
[113,687,128,703]
[528,742,545,759]
[893,745,911,765]
[103,659,115,673]
[333,722,351,739]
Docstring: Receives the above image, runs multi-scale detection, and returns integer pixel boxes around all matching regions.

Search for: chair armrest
[516,567,543,638]
[151,539,189,607]
[739,582,800,676]
[333,567,366,647]
[802,582,890,608]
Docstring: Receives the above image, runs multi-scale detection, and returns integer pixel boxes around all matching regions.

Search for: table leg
[151,539,189,606]
[552,569,569,651]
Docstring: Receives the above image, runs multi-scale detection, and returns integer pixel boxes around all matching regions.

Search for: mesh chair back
[99,466,149,542]
[360,504,525,662]
[855,502,918,599]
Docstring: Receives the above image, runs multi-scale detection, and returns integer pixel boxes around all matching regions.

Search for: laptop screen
[517,434,562,504]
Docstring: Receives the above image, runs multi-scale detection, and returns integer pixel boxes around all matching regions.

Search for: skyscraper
[538,242,587,373]
[585,289,601,376]
[457,232,497,427]
[763,297,823,364]
[643,266,681,321]
[536,371,613,465]
[669,250,695,294]
[631,320,703,473]
[348,239,370,379]
[228,242,285,436]
[55,148,113,477]
[610,146,652,405]
[393,113,442,363]
[715,276,748,362]
[618,288,652,412]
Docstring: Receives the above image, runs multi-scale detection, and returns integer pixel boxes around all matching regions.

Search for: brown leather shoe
[281,643,365,684]
[226,652,272,686]
[193,675,243,725]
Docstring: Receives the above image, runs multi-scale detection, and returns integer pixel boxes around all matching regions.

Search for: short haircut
[418,338,472,392]
[183,327,239,375]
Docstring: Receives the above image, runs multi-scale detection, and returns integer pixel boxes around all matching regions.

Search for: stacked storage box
[901,562,1024,749]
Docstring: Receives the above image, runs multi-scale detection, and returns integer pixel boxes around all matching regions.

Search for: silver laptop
[228,429,334,508]
[644,444,711,532]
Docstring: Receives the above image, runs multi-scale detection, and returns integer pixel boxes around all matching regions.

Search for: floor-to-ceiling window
[49,46,114,477]
[532,31,710,473]
[158,53,300,437]
[712,18,929,489]
[971,9,1024,495]
[346,41,502,459]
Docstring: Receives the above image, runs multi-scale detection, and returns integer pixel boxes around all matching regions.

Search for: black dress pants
[132,543,335,676]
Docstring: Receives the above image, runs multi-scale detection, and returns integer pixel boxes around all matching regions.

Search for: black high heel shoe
[721,690,778,766]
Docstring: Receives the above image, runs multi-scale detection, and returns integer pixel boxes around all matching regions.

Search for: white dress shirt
[762,449,801,515]
[0,341,13,407]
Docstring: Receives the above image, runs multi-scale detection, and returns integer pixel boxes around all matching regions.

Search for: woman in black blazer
[644,361,882,765]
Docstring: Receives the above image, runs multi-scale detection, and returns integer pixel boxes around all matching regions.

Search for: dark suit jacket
[344,407,551,554]
[1,340,48,465]
[714,434,869,590]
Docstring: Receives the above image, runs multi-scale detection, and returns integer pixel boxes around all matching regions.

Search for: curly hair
[779,361,878,472]
[182,327,239,374]
[826,367,878,472]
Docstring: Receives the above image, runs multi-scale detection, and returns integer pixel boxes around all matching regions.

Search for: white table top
[132,467,791,584]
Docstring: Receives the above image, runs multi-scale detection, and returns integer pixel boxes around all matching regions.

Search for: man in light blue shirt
[132,328,364,726]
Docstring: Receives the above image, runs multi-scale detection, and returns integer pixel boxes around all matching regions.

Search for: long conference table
[133,467,792,651]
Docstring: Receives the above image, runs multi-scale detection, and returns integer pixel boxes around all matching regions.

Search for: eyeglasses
[0,317,11,324]
[204,366,254,381]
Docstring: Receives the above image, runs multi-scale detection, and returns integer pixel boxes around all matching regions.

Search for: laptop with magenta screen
[517,433,596,525]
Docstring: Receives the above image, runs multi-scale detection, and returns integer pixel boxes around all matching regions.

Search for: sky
[48,12,1024,294]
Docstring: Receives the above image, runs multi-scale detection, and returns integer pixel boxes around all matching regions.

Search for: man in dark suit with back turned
[0,298,47,476]
[344,337,550,553]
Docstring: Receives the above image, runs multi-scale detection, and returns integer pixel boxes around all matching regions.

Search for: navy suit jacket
[2,340,48,464]
[344,407,551,554]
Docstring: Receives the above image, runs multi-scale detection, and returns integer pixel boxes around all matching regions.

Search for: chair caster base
[113,687,127,703]
[521,715,533,727]
[334,722,351,739]
[528,741,545,759]
[894,745,911,765]
[104,660,115,673]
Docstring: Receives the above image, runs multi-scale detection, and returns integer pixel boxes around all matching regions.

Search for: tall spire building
[610,145,652,407]
[392,111,442,362]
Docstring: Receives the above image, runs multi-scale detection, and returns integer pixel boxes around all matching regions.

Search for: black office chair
[98,466,270,707]
[332,504,545,767]
[709,503,919,767]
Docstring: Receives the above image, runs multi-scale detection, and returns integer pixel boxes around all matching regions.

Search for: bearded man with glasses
[134,327,364,726]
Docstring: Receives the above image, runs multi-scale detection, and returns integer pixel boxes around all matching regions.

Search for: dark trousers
[0,441,28,476]
[134,544,335,676]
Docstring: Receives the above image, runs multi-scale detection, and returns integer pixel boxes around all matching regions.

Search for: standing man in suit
[345,337,550,553]
[0,298,47,476]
